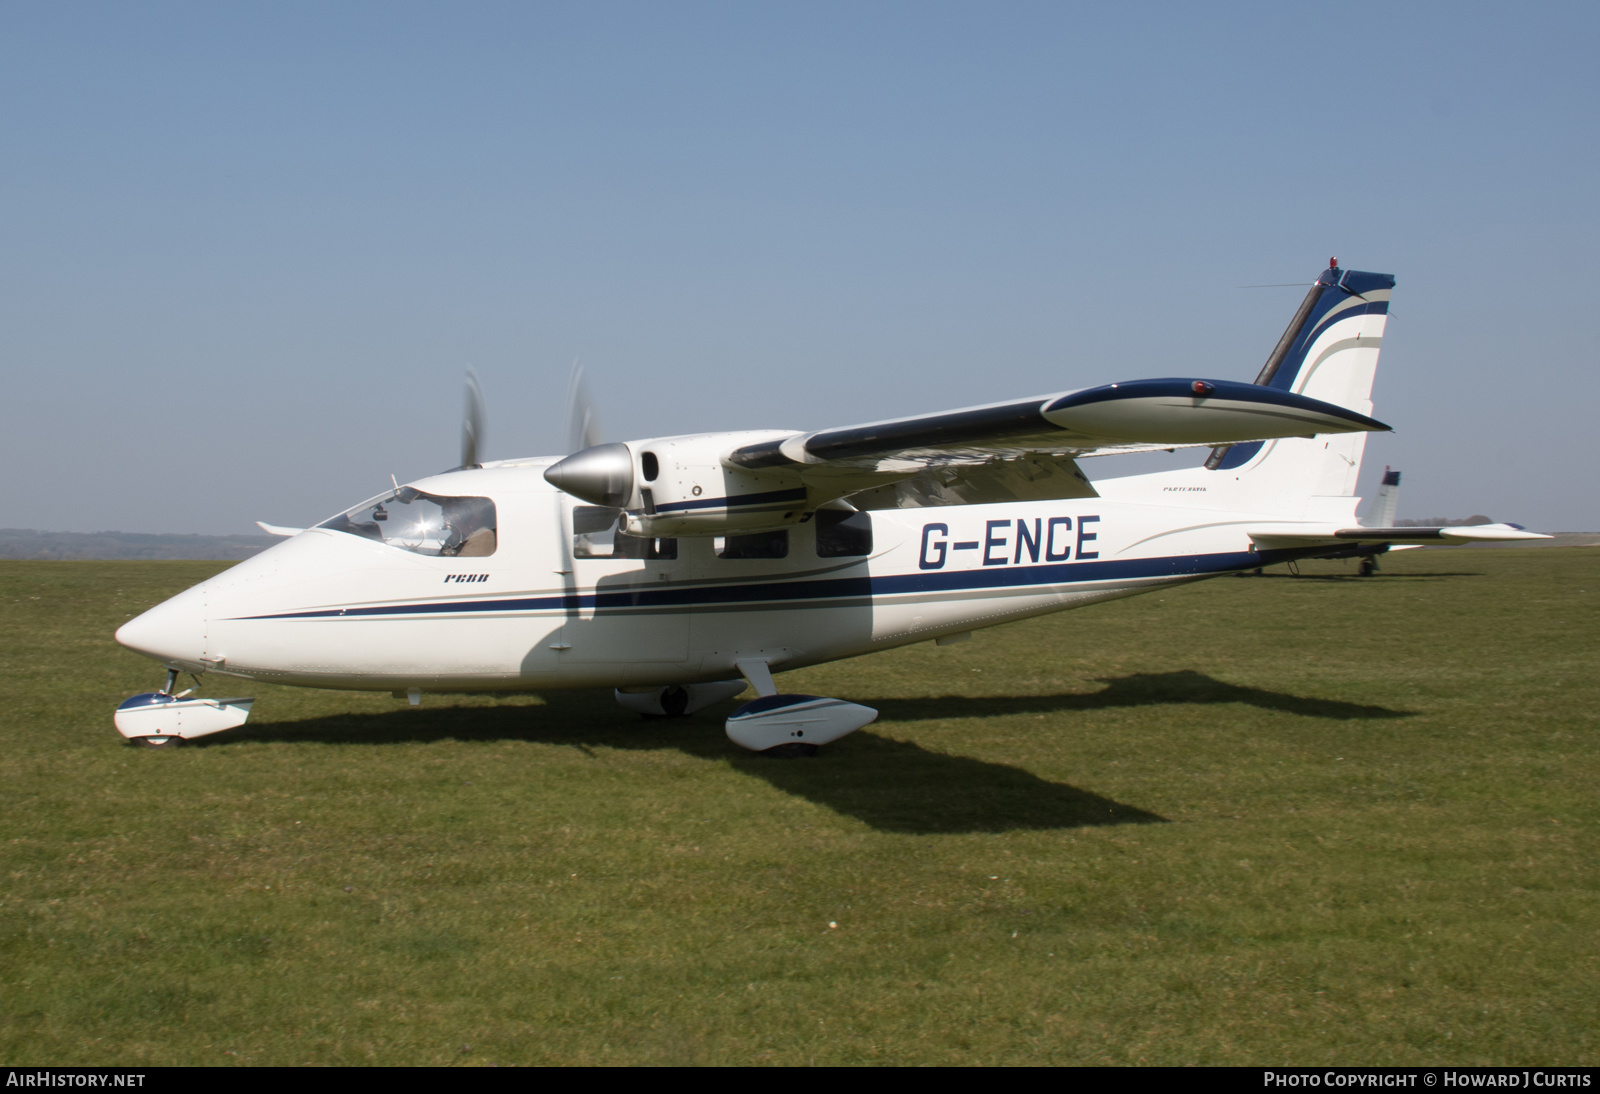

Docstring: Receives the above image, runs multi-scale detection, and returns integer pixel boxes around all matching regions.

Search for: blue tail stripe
[1266,270,1393,393]
[1295,301,1389,364]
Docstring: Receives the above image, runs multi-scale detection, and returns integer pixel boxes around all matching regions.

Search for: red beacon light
[1191,380,1215,395]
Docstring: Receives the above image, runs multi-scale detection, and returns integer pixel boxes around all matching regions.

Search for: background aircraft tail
[1365,467,1402,527]
[1099,259,1394,521]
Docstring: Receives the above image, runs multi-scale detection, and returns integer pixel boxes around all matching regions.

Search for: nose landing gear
[113,668,256,747]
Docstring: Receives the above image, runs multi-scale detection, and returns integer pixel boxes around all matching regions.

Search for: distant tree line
[0,529,275,561]
[1396,515,1493,527]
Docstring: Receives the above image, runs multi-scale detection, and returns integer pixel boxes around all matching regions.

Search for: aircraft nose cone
[115,589,207,667]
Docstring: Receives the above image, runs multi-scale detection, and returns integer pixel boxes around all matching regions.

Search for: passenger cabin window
[716,530,789,559]
[319,488,497,557]
[815,509,872,558]
[572,506,677,560]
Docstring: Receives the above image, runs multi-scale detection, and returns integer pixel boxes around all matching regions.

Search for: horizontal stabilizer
[256,522,304,537]
[1343,524,1550,543]
[1251,523,1550,547]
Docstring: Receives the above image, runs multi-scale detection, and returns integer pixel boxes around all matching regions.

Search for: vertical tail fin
[1207,258,1394,472]
[1101,259,1395,520]
[1366,467,1401,527]
[1200,259,1394,514]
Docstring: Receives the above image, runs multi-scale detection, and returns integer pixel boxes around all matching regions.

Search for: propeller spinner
[544,442,634,507]
[545,363,633,505]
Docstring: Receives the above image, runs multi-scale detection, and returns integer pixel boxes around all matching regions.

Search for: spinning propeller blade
[546,362,635,505]
[460,368,487,469]
[564,362,603,454]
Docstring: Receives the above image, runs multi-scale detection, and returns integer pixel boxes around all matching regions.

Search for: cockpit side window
[319,489,497,557]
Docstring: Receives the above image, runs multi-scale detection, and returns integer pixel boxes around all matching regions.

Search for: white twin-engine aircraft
[114,260,1544,754]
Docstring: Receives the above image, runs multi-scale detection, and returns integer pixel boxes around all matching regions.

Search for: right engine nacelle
[546,431,810,537]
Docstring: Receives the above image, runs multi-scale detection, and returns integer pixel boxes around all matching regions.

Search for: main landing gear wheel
[136,735,183,749]
[643,686,690,719]
[613,681,747,719]
[1359,558,1377,576]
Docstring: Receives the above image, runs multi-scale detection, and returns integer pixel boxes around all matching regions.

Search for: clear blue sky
[4,2,1596,533]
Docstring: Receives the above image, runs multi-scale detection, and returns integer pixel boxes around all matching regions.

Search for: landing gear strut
[113,668,256,746]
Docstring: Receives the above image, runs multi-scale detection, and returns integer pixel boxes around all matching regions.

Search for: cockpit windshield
[319,488,497,557]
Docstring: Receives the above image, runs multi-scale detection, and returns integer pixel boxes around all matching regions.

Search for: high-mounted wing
[725,378,1386,471]
[543,378,1387,537]
[543,261,1395,536]
[723,377,1386,511]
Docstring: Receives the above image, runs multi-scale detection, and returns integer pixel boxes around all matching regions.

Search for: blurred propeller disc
[564,362,603,453]
[461,367,486,469]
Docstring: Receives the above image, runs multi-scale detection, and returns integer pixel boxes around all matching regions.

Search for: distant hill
[0,529,276,561]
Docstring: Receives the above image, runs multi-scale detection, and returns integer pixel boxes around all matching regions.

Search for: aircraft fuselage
[115,458,1316,693]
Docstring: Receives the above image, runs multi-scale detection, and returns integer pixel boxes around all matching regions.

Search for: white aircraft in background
[113,259,1545,754]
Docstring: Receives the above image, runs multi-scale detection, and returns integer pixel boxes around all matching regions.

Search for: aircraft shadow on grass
[1244,570,1485,581]
[192,671,1409,835]
[858,670,1416,724]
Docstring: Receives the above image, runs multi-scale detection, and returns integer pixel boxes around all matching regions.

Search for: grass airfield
[2,550,1596,1066]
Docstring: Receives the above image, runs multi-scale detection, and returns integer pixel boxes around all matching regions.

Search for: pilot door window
[572,506,677,560]
[320,489,497,557]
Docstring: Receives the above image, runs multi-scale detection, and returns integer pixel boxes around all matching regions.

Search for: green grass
[2,550,1597,1065]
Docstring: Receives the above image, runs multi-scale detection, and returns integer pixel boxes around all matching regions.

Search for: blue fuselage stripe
[654,487,808,514]
[238,548,1307,621]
